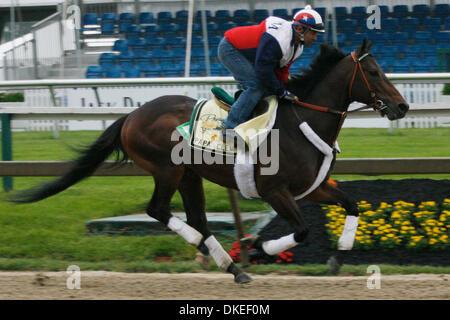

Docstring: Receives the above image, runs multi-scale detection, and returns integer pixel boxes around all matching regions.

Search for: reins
[289,50,385,145]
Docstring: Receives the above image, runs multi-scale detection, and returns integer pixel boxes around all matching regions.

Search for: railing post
[1,114,13,191]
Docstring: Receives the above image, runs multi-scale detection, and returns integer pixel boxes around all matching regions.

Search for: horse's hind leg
[243,187,309,258]
[178,168,252,284]
[146,168,203,249]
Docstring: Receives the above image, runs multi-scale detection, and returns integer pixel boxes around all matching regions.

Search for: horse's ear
[356,38,368,56]
[367,39,373,52]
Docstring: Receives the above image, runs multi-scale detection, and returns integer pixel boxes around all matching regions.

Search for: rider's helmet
[292,5,325,34]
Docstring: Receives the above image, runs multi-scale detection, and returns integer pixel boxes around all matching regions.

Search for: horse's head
[348,39,409,120]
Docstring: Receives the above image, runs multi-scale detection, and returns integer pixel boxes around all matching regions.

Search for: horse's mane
[287,43,347,100]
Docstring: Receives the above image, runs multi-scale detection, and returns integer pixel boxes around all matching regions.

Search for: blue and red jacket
[225,16,303,95]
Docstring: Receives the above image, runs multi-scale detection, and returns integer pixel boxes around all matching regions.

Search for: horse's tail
[9,115,129,204]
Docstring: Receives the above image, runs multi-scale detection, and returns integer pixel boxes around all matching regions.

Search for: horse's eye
[369,70,379,77]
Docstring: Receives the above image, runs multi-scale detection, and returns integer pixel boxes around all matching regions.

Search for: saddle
[176,87,278,156]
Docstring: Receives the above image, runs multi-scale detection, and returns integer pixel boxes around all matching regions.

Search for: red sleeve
[275,61,293,83]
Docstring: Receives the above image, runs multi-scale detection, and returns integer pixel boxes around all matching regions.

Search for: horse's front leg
[242,186,309,258]
[306,181,360,273]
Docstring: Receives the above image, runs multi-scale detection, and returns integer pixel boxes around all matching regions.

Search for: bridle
[290,50,388,145]
[349,51,388,115]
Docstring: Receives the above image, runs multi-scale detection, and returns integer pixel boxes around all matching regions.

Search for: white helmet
[292,5,325,33]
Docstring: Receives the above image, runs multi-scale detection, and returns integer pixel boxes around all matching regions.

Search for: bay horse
[10,40,409,283]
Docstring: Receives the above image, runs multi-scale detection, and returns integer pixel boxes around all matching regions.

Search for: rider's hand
[279,90,297,102]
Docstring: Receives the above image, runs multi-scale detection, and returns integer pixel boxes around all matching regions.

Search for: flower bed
[324,199,450,251]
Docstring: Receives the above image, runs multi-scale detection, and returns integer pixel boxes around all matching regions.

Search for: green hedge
[0,92,24,102]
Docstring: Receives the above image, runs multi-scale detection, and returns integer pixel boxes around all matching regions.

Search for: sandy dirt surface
[0,271,448,300]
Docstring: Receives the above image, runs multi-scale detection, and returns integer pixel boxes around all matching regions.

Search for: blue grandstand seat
[159,23,179,34]
[140,64,162,77]
[191,35,204,47]
[128,37,147,50]
[133,49,152,63]
[334,7,348,20]
[150,48,165,60]
[113,39,128,53]
[99,52,116,66]
[190,62,205,76]
[377,5,389,17]
[391,32,409,46]
[423,45,438,58]
[338,19,357,34]
[445,17,450,30]
[414,31,432,45]
[146,37,166,49]
[125,25,142,38]
[119,12,136,24]
[166,36,186,48]
[157,11,173,24]
[377,57,396,73]
[176,10,189,22]
[195,10,212,22]
[207,22,219,34]
[273,8,289,20]
[173,48,186,61]
[139,12,154,25]
[412,59,432,73]
[163,62,184,77]
[380,45,401,59]
[315,7,326,19]
[101,22,115,34]
[392,5,409,19]
[403,45,423,59]
[123,65,140,78]
[381,18,399,33]
[117,51,135,65]
[159,50,175,62]
[104,65,122,78]
[392,59,412,73]
[433,4,449,20]
[336,33,346,47]
[370,44,383,59]
[208,34,221,46]
[210,62,224,76]
[423,17,442,32]
[412,4,430,22]
[253,9,269,23]
[350,6,366,21]
[85,65,103,78]
[119,12,135,33]
[83,13,99,27]
[101,13,116,24]
[143,24,160,36]
[400,17,419,37]
[434,31,450,45]
[219,21,237,32]
[191,47,205,61]
[233,9,250,24]
[215,10,231,23]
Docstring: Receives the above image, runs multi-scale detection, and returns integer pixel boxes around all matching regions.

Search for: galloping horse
[10,40,409,283]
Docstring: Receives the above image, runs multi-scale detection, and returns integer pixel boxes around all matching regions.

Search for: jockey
[218,5,325,141]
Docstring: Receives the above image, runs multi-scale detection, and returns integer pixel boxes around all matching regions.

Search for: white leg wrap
[204,235,233,270]
[167,216,203,246]
[262,233,298,255]
[338,215,359,250]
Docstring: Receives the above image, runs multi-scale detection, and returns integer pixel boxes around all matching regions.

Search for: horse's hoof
[235,272,253,284]
[327,256,341,275]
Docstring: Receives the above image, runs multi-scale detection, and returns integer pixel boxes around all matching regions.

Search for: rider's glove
[279,90,297,102]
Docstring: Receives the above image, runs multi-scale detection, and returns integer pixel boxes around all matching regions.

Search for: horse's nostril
[399,103,409,113]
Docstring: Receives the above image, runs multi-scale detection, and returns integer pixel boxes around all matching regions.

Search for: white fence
[0,73,449,131]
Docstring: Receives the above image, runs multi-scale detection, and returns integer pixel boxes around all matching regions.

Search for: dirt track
[0,271,448,300]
